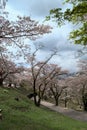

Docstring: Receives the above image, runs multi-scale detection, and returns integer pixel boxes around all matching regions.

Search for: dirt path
[41,101,87,122]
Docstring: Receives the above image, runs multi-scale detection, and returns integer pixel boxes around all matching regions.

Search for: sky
[4,0,84,72]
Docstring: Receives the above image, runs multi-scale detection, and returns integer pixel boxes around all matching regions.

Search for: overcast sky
[5,0,84,72]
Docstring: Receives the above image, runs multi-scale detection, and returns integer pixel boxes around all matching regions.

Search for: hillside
[0,87,87,130]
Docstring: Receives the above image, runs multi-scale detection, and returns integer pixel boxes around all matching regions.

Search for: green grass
[0,87,87,130]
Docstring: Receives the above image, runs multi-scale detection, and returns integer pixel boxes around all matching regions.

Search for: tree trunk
[37,98,41,107]
[83,103,87,111]
[64,99,67,108]
[55,97,59,106]
[0,78,3,86]
[33,80,42,107]
[34,95,41,107]
[8,83,11,87]
[33,94,37,106]
[33,80,37,106]
[82,93,87,111]
[14,83,17,88]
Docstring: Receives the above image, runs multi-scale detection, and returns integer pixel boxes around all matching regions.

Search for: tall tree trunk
[55,96,59,106]
[37,98,41,107]
[34,95,37,106]
[33,80,41,107]
[33,80,37,106]
[34,95,41,107]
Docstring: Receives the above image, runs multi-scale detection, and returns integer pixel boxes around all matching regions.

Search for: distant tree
[68,74,87,111]
[5,74,16,87]
[5,73,21,88]
[50,78,68,106]
[77,60,87,111]
[20,79,33,91]
[0,56,24,86]
[78,60,87,73]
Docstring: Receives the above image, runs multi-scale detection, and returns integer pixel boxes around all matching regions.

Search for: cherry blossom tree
[67,73,87,111]
[0,55,24,86]
[26,46,58,106]
[0,1,53,89]
[0,16,52,53]
[50,78,68,106]
[34,63,65,106]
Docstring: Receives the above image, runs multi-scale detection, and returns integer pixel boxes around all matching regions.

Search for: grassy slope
[0,87,87,130]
